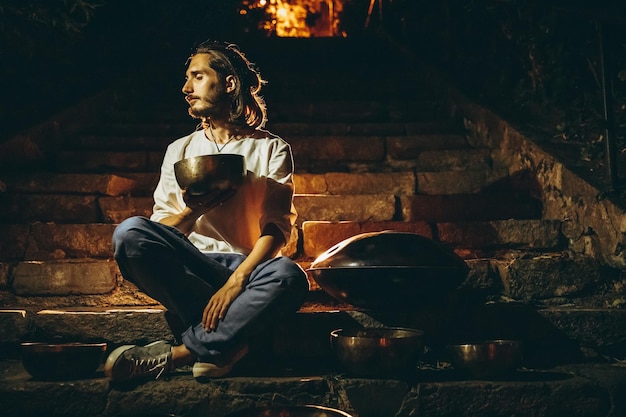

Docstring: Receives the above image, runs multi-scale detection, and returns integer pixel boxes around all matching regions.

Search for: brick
[294,194,396,223]
[99,196,153,223]
[0,309,30,343]
[0,225,29,261]
[290,136,385,164]
[303,221,362,258]
[401,193,542,222]
[415,148,492,171]
[33,308,171,345]
[302,221,432,258]
[56,151,150,172]
[0,262,13,288]
[496,254,602,300]
[26,223,115,260]
[387,134,469,157]
[417,168,509,194]
[295,172,415,195]
[0,195,99,223]
[12,259,118,296]
[294,174,328,194]
[437,219,562,249]
[4,173,154,196]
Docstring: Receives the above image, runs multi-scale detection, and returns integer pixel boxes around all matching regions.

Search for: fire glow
[243,0,345,37]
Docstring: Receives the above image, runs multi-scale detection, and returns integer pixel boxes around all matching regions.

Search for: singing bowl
[446,339,522,379]
[21,342,107,380]
[330,327,424,377]
[308,231,469,309]
[174,154,246,195]
[226,405,354,417]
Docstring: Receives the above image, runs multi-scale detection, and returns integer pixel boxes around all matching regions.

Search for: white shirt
[151,129,297,255]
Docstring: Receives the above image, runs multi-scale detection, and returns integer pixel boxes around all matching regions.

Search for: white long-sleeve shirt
[151,129,297,255]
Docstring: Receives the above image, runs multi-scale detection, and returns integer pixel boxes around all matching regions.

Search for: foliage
[402,0,626,179]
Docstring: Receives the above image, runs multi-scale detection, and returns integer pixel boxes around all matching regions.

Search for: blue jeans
[112,216,309,360]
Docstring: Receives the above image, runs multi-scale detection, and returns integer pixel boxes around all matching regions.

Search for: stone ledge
[0,360,623,417]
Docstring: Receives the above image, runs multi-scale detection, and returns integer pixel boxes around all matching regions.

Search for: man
[104,40,309,382]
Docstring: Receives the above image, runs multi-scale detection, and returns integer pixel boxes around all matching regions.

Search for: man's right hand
[183,188,236,213]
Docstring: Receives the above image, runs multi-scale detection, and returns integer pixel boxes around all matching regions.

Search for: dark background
[1,0,625,173]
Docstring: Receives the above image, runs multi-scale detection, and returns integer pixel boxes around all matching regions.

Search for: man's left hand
[202,277,245,331]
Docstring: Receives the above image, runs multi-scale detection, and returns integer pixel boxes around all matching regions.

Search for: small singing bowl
[226,405,354,417]
[21,342,107,380]
[446,339,522,379]
[174,154,246,196]
[330,327,425,377]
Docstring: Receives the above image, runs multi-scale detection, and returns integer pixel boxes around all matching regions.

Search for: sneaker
[104,340,173,382]
[192,344,249,380]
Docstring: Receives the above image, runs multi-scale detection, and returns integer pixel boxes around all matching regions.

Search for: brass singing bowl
[21,342,107,380]
[174,154,246,196]
[447,339,523,379]
[226,405,354,417]
[330,327,425,377]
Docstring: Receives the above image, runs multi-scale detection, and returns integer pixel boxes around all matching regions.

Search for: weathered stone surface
[417,168,509,194]
[0,369,110,417]
[295,172,415,195]
[302,221,432,258]
[290,136,385,164]
[401,193,542,222]
[56,150,151,172]
[459,99,626,269]
[33,308,171,345]
[12,259,117,296]
[337,378,410,417]
[460,258,501,294]
[0,194,99,223]
[398,373,610,417]
[539,308,626,357]
[294,194,396,223]
[26,223,115,260]
[0,309,30,343]
[99,196,153,223]
[496,254,601,300]
[302,221,362,258]
[437,219,562,250]
[415,148,492,171]
[4,173,154,196]
[0,224,29,261]
[0,263,10,288]
[387,134,470,157]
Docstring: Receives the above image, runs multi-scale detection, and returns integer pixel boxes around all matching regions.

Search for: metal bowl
[308,231,469,309]
[446,339,522,379]
[21,342,107,380]
[330,327,425,377]
[174,154,246,196]
[226,405,353,417]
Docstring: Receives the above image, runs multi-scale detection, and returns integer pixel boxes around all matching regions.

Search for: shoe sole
[103,344,135,380]
[193,345,249,380]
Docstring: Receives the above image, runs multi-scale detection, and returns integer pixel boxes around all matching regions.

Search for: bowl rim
[447,339,522,349]
[330,326,425,339]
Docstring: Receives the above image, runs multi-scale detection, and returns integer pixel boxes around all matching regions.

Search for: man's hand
[184,188,236,213]
[202,275,245,331]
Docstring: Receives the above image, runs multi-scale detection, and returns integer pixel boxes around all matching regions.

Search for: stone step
[104,99,442,124]
[2,304,625,364]
[0,358,622,417]
[75,120,462,143]
[0,218,560,263]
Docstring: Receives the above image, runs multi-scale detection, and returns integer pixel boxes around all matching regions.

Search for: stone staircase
[1,36,626,417]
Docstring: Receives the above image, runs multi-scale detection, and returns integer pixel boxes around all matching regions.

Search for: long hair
[192,40,267,129]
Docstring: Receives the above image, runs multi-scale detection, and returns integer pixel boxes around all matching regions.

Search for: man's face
[182,53,228,119]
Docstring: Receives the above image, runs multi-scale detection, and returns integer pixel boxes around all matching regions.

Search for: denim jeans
[112,216,309,360]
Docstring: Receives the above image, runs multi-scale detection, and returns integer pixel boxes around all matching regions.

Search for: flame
[247,0,345,38]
